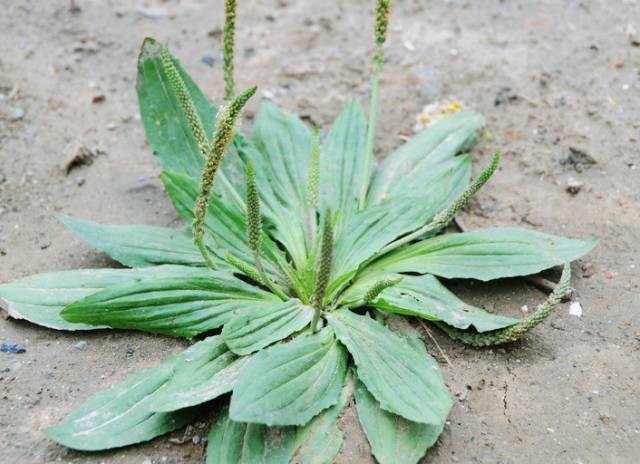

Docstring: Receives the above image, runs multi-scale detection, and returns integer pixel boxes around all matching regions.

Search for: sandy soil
[1,0,639,463]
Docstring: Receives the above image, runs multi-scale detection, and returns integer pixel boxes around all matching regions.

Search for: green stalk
[306,127,321,246]
[223,0,237,101]
[192,87,257,269]
[358,0,392,210]
[311,210,333,332]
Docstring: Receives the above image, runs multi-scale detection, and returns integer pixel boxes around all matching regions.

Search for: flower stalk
[306,126,321,246]
[192,86,257,269]
[358,0,392,209]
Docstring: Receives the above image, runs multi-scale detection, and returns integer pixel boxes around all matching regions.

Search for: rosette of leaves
[0,1,596,463]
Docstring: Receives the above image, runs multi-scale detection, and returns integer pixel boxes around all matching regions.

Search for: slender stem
[358,57,383,210]
[196,238,217,270]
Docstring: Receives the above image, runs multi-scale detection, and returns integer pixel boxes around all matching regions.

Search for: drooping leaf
[363,228,597,281]
[222,300,314,355]
[144,336,248,412]
[342,273,517,332]
[366,111,484,206]
[161,170,281,278]
[61,269,278,338]
[327,310,451,425]
[45,356,199,450]
[57,214,209,268]
[354,378,441,464]
[0,265,205,330]
[244,102,311,269]
[230,327,348,426]
[206,405,299,464]
[291,371,352,464]
[319,99,367,232]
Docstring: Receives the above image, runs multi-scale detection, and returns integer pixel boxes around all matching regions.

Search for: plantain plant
[0,1,596,463]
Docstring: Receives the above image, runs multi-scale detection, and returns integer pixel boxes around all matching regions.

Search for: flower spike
[223,0,237,101]
[436,263,572,346]
[311,210,334,332]
[160,45,209,158]
[363,277,403,304]
[192,86,256,269]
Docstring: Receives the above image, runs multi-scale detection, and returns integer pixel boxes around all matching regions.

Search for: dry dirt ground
[1,0,639,463]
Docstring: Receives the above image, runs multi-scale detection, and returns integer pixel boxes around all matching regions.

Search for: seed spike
[371,149,501,260]
[223,0,237,101]
[192,86,256,269]
[363,277,403,304]
[358,0,394,210]
[245,160,262,257]
[311,210,334,332]
[161,45,210,158]
[307,127,321,210]
[224,252,263,284]
[436,264,572,346]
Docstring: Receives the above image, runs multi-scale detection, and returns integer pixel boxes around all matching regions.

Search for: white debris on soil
[414,99,465,132]
[569,301,583,317]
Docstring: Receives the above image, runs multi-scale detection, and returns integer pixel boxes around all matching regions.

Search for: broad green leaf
[367,111,484,206]
[343,273,517,332]
[320,99,367,232]
[161,170,281,278]
[45,356,199,450]
[364,228,597,281]
[207,405,299,464]
[222,300,314,355]
[58,214,209,268]
[0,265,204,330]
[147,336,249,412]
[329,195,443,298]
[291,372,352,464]
[354,378,442,464]
[137,37,215,178]
[245,102,311,269]
[327,310,452,425]
[61,269,278,338]
[230,327,348,426]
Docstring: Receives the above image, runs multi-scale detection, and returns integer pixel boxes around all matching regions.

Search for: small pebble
[74,340,87,351]
[11,107,25,121]
[569,301,583,317]
[201,56,215,67]
[1,343,26,354]
[126,346,136,357]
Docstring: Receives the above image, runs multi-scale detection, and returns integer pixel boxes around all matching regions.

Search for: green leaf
[364,228,597,281]
[161,170,281,278]
[61,269,278,338]
[320,99,367,232]
[58,214,208,268]
[354,378,441,464]
[137,37,215,178]
[343,273,517,332]
[222,300,314,355]
[45,356,199,450]
[246,102,311,269]
[230,327,348,426]
[367,111,484,206]
[0,265,204,330]
[291,372,352,464]
[207,405,299,464]
[146,336,249,412]
[327,310,452,425]
[329,195,442,297]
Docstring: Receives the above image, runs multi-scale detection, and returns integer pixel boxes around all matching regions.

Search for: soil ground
[1,1,639,463]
